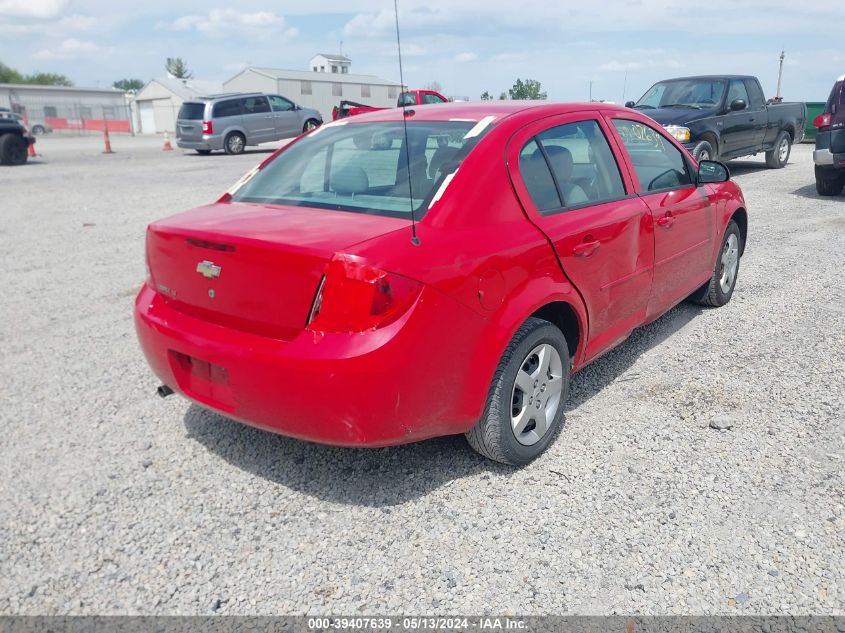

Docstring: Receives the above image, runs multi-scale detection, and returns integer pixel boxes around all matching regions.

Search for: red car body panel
[135,102,747,447]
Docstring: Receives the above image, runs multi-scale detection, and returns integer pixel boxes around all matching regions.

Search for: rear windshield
[825,81,844,113]
[178,102,206,120]
[231,120,491,218]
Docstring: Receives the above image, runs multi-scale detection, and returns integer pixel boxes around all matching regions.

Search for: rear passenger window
[519,139,560,212]
[612,119,692,192]
[519,120,626,214]
[243,96,270,114]
[212,99,243,118]
[537,121,626,207]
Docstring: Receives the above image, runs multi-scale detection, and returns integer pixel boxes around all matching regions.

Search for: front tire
[303,119,320,133]
[31,125,46,136]
[765,131,791,169]
[689,220,742,307]
[815,166,845,196]
[0,134,28,165]
[223,132,245,155]
[692,140,715,162]
[466,317,570,466]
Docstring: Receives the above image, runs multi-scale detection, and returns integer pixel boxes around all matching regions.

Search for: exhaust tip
[157,384,174,398]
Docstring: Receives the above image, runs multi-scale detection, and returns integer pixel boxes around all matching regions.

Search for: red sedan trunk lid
[146,201,407,340]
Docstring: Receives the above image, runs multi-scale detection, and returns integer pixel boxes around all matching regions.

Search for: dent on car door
[508,114,654,362]
[608,117,715,319]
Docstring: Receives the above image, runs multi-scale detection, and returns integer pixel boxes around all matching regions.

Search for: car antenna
[393,0,420,246]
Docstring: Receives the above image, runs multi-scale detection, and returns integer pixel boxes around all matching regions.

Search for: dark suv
[814,75,845,196]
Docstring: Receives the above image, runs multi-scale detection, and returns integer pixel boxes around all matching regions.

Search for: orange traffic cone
[102,122,114,154]
[27,139,37,158]
[162,131,173,151]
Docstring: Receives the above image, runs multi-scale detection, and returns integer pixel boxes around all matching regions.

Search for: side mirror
[729,99,746,111]
[625,101,636,108]
[697,160,730,185]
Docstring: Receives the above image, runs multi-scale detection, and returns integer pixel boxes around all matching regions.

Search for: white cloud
[156,9,297,40]
[453,52,477,63]
[343,6,449,37]
[0,0,66,18]
[0,13,95,34]
[33,37,108,60]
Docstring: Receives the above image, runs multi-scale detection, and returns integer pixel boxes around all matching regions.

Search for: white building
[132,78,222,134]
[309,53,352,75]
[223,67,401,121]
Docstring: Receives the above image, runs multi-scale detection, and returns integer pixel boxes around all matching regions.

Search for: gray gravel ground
[1,135,843,615]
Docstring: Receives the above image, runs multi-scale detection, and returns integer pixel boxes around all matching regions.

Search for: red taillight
[306,254,423,333]
[202,120,213,134]
[814,113,832,128]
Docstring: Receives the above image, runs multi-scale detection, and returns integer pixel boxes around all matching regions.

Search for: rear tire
[689,220,742,307]
[692,140,715,162]
[0,134,28,165]
[223,132,245,155]
[466,317,570,466]
[765,131,791,168]
[195,149,211,155]
[31,125,46,136]
[815,166,845,196]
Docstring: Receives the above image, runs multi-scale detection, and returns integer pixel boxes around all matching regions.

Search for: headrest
[538,145,574,179]
[332,166,369,195]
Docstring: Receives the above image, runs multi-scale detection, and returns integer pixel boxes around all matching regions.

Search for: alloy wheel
[228,135,244,154]
[778,138,789,163]
[719,233,740,294]
[510,343,564,446]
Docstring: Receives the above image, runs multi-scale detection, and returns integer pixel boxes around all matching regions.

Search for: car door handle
[572,239,601,257]
[657,212,675,228]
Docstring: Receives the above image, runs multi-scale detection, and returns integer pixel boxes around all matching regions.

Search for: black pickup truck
[627,75,807,168]
[0,117,34,165]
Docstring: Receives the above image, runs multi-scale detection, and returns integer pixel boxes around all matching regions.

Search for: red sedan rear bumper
[134,284,486,447]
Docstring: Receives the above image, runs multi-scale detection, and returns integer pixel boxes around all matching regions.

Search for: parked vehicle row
[813,74,845,196]
[627,74,807,167]
[175,92,322,155]
[332,89,449,120]
[136,101,747,465]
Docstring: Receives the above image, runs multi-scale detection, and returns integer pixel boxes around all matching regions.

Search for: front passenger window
[612,119,692,192]
[269,96,294,112]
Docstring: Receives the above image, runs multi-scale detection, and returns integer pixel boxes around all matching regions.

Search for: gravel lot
[1,135,843,616]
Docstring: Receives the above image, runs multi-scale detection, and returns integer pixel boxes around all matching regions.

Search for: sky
[1,0,844,102]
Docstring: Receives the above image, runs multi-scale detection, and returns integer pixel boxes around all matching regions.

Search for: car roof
[336,100,632,123]
[654,75,755,82]
[185,92,265,103]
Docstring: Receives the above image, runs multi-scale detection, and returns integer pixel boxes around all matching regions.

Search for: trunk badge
[196,260,221,279]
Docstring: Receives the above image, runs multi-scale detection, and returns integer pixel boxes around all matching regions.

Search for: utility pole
[622,69,628,104]
[775,50,785,102]
[589,81,593,102]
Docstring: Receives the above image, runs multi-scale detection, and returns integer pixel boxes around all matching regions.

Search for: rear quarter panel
[348,119,589,424]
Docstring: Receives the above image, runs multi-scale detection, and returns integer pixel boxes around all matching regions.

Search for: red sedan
[136,102,747,465]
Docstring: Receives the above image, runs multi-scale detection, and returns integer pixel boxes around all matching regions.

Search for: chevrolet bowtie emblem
[196,260,221,279]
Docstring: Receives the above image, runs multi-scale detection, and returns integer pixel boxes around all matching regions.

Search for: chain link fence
[7,97,134,136]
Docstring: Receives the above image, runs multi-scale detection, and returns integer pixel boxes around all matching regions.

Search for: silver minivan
[175,92,322,155]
